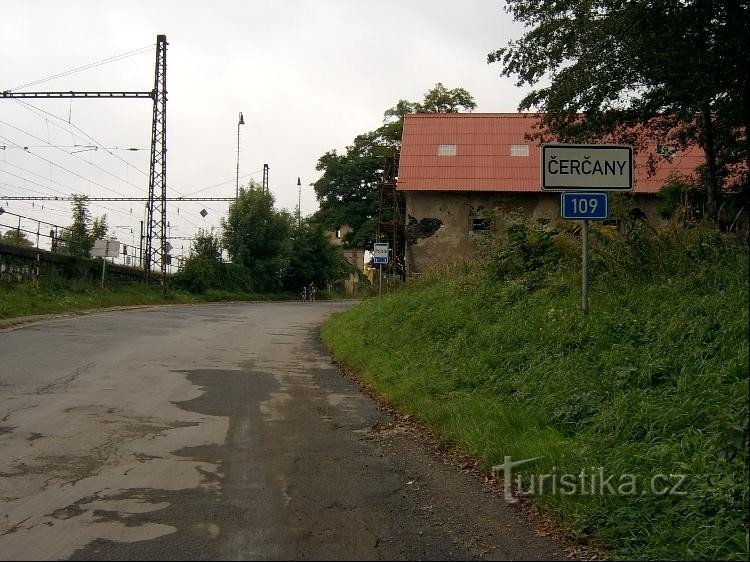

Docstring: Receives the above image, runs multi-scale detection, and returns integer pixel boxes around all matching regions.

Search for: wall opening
[471,218,491,232]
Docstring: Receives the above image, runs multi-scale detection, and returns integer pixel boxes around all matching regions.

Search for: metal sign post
[542,143,633,315]
[560,192,607,314]
[92,239,120,289]
[379,263,382,298]
[373,242,389,298]
[560,191,609,314]
[582,219,589,314]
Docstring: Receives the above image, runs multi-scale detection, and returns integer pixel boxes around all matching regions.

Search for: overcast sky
[0,0,530,257]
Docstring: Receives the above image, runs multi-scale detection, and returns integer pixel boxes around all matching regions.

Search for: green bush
[588,221,740,281]
[485,214,570,289]
[173,259,256,295]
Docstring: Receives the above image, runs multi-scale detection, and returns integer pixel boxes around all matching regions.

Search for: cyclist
[307,281,316,303]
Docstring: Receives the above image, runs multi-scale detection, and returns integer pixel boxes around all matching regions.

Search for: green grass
[322,226,749,560]
[0,280,305,320]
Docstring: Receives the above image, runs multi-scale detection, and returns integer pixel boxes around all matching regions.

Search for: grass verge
[0,280,303,321]
[321,224,749,561]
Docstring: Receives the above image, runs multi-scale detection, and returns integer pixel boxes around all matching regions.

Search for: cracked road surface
[0,303,568,560]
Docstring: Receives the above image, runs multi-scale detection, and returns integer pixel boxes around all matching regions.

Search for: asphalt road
[0,302,569,561]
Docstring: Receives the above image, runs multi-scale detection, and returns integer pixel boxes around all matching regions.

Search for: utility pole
[262,163,269,192]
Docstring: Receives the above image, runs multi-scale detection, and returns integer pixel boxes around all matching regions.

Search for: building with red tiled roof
[397,113,704,274]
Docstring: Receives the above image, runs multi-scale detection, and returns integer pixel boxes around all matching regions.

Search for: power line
[1,41,236,263]
[0,119,147,195]
[0,207,67,229]
[12,100,121,154]
[8,99,255,203]
[10,99,189,216]
[4,100,163,220]
[0,144,146,151]
[0,164,141,221]
[183,169,263,196]
[0,133,138,199]
[1,36,170,283]
[0,196,239,201]
[0,163,75,197]
[0,189,231,231]
[8,44,154,91]
[0,184,71,222]
[0,222,58,243]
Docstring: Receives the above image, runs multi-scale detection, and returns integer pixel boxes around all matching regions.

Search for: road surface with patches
[0,302,569,560]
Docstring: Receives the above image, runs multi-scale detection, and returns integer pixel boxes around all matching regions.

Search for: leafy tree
[380,83,477,145]
[488,0,750,220]
[190,228,222,262]
[314,83,477,247]
[420,82,477,114]
[173,229,228,293]
[221,181,292,291]
[313,131,383,248]
[90,214,108,242]
[64,194,93,257]
[56,195,109,257]
[283,218,350,292]
[0,229,33,247]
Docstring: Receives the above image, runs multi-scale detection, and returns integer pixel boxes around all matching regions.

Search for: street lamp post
[236,112,245,199]
[297,177,302,228]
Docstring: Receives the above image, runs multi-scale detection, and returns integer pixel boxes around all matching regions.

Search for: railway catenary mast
[1,35,170,293]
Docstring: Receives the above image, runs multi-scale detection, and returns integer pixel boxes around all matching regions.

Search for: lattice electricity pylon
[144,34,168,290]
[1,34,169,291]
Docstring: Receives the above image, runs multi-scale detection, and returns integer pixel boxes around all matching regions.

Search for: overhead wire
[0,194,73,228]
[0,119,151,196]
[0,42,191,245]
[0,133,140,200]
[6,100,158,221]
[9,44,155,91]
[5,74,261,240]
[0,129,139,228]
[0,186,73,224]
[0,144,146,151]
[0,130,166,229]
[10,100,212,231]
[183,169,263,196]
[11,100,250,206]
[14,99,201,199]
[1,162,85,198]
[0,159,140,221]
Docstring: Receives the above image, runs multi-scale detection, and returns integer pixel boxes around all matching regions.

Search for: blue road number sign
[561,192,608,220]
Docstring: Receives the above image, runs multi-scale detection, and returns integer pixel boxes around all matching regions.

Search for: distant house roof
[396,113,705,194]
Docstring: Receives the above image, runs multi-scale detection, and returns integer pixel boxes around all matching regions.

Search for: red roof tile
[397,113,705,194]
